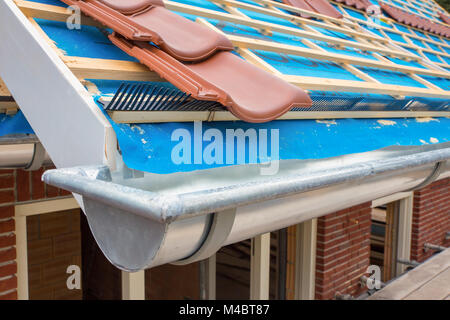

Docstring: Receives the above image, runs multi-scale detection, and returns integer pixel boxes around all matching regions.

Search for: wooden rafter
[0,77,12,96]
[22,10,164,82]
[18,0,449,66]
[11,0,450,125]
[265,0,450,70]
[212,0,450,67]
[198,18,448,97]
[332,1,450,50]
[107,110,450,124]
[16,0,102,27]
[166,1,417,60]
[210,0,386,41]
[18,1,449,77]
[61,56,163,82]
[224,33,450,78]
[284,74,448,98]
[16,0,420,63]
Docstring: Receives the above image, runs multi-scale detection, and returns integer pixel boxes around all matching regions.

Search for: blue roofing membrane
[171,0,227,12]
[342,7,367,21]
[104,107,450,174]
[30,4,450,93]
[4,97,449,175]
[0,112,34,136]
[31,0,66,6]
[1,0,448,175]
[252,50,363,81]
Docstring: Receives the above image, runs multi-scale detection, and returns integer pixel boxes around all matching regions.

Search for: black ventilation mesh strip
[103,83,449,112]
[297,95,449,112]
[103,82,223,112]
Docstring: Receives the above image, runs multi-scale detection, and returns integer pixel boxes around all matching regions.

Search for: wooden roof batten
[11,0,450,124]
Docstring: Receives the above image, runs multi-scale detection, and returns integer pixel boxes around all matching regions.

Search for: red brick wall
[0,169,18,300]
[411,178,450,262]
[27,209,82,300]
[315,203,372,300]
[0,166,71,300]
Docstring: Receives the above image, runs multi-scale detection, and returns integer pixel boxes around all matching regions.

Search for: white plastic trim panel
[0,0,115,171]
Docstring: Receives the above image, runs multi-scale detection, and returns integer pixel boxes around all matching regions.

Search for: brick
[67,209,81,232]
[0,247,15,263]
[71,255,81,268]
[29,284,53,300]
[69,209,83,232]
[315,202,371,300]
[32,276,81,300]
[0,190,14,204]
[0,234,15,249]
[31,168,45,200]
[26,215,39,241]
[41,256,73,285]
[59,189,72,196]
[0,206,14,219]
[28,264,41,289]
[0,276,17,293]
[28,238,53,265]
[0,290,17,300]
[53,284,82,300]
[53,232,81,258]
[410,178,450,263]
[45,185,59,198]
[16,170,31,202]
[0,170,13,175]
[0,219,15,234]
[0,263,17,278]
[0,175,14,189]
[39,212,71,238]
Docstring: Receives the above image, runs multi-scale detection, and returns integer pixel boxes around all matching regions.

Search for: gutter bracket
[407,160,445,191]
[172,208,236,265]
[25,142,46,171]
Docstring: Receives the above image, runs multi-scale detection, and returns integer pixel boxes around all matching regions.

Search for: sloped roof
[282,0,343,18]
[11,0,450,111]
[380,2,450,37]
[440,12,450,25]
[1,0,450,174]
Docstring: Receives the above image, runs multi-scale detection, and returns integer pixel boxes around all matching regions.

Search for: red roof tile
[380,3,450,38]
[72,0,234,61]
[98,0,161,14]
[281,0,313,18]
[111,34,312,122]
[61,0,312,122]
[440,12,450,25]
[281,0,343,19]
[304,0,343,19]
[333,0,372,11]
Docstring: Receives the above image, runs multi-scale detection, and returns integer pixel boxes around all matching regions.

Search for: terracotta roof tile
[61,0,312,122]
[281,0,343,19]
[281,0,313,18]
[71,0,234,61]
[380,3,450,38]
[440,12,450,25]
[333,0,372,11]
[304,0,343,19]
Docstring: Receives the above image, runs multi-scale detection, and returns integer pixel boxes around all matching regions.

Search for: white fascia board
[0,0,116,169]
